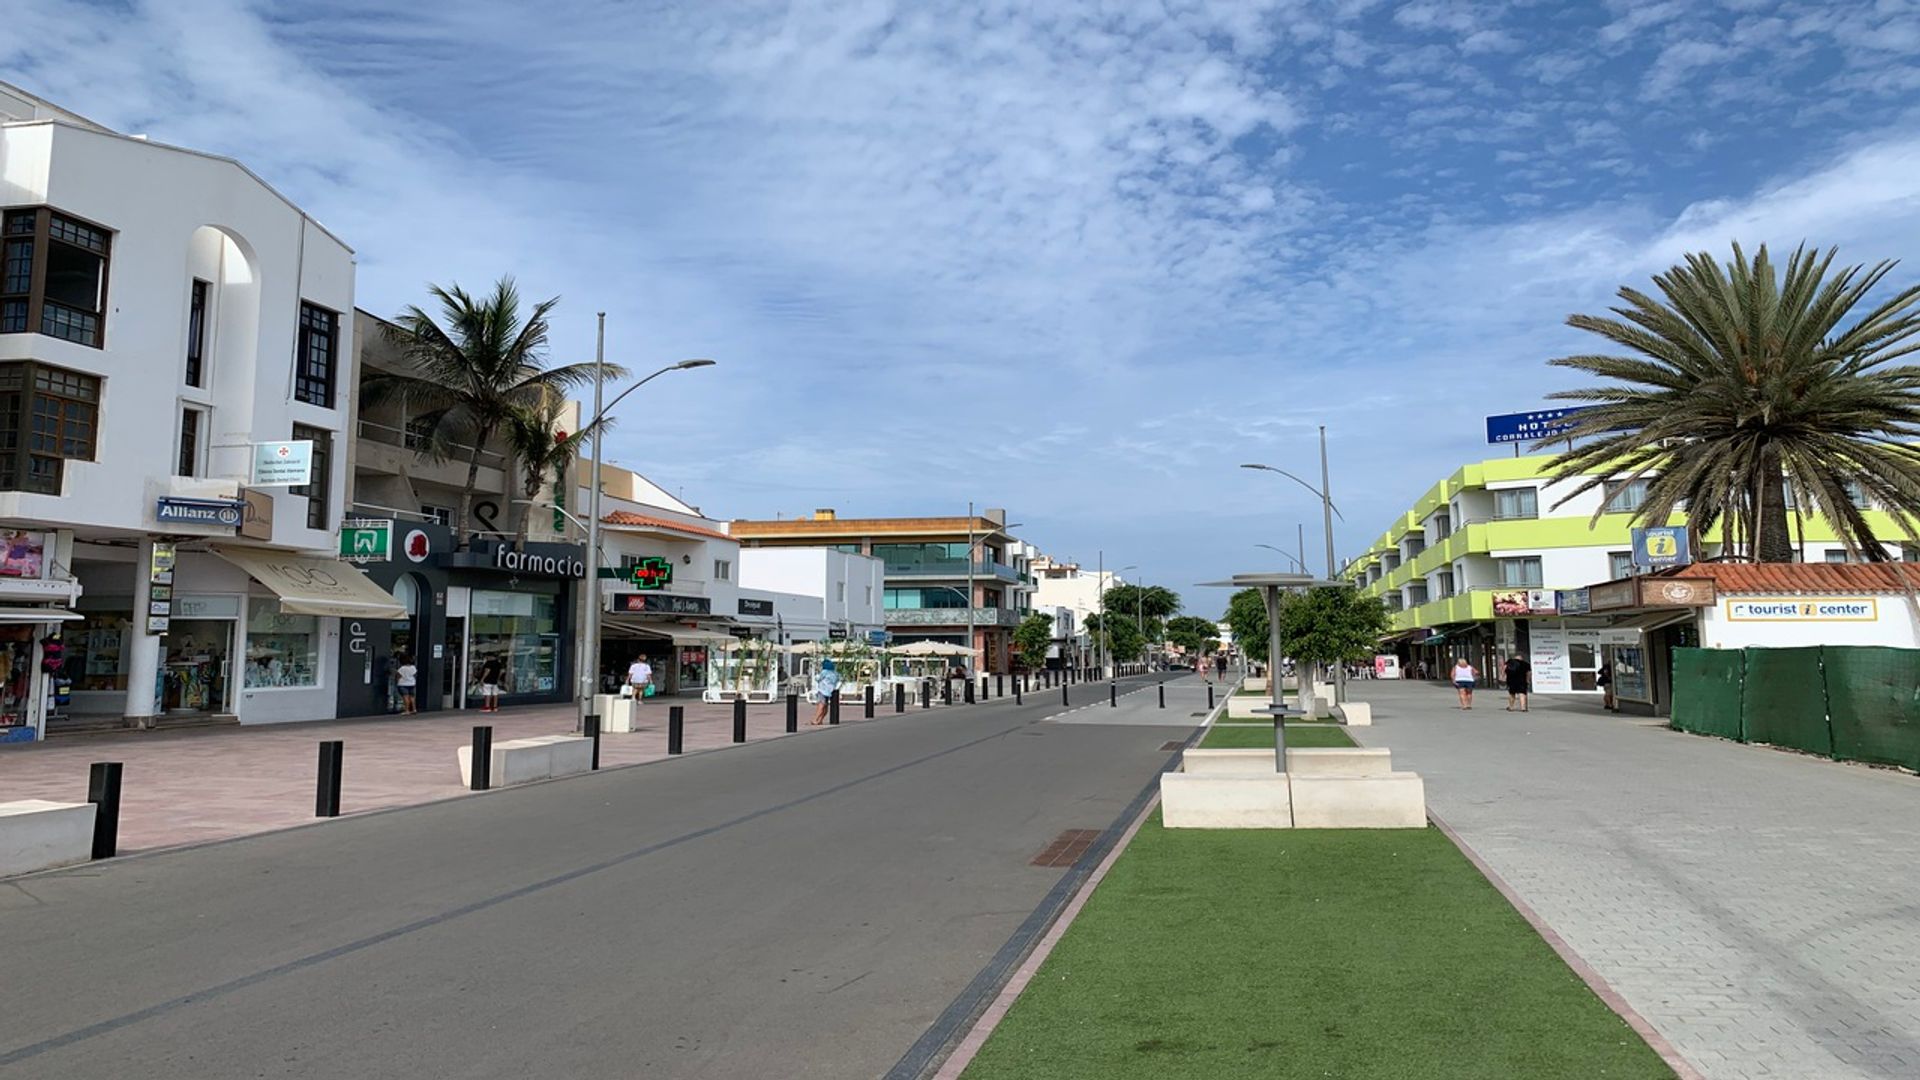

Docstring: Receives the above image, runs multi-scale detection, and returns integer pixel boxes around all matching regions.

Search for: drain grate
[1159,740,1186,751]
[1030,829,1102,868]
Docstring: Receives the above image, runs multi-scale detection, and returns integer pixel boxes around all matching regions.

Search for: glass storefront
[0,626,33,728]
[244,599,319,688]
[162,619,231,713]
[678,646,708,689]
[68,610,131,691]
[469,590,559,698]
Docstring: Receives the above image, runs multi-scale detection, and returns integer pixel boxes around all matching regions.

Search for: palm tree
[1545,243,1920,562]
[501,388,614,544]
[366,277,624,546]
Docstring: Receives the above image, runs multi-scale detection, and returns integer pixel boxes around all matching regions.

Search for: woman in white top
[396,653,419,714]
[1451,657,1478,709]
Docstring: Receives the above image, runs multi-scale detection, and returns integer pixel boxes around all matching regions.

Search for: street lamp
[1244,425,1346,701]
[1255,543,1310,574]
[577,312,714,722]
[1107,563,1136,677]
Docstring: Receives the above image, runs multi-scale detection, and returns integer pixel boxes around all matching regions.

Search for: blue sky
[10,0,1920,611]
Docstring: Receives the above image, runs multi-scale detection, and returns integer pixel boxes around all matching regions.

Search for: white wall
[738,548,885,631]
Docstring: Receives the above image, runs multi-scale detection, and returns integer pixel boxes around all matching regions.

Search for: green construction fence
[1669,645,1920,770]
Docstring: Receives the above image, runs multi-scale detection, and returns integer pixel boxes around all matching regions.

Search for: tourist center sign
[1726,598,1878,622]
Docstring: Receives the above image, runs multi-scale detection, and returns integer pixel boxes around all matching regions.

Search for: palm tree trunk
[1756,447,1794,563]
[454,422,492,550]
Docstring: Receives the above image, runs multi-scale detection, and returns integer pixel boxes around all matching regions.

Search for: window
[1825,549,1852,564]
[1494,487,1538,520]
[1430,513,1452,540]
[713,559,731,581]
[176,407,201,477]
[294,302,338,407]
[1604,479,1652,513]
[419,504,453,526]
[1608,551,1635,580]
[1405,536,1425,556]
[467,590,559,696]
[244,598,320,688]
[836,581,847,602]
[0,361,100,493]
[288,424,331,529]
[1435,572,1455,598]
[865,585,873,606]
[1842,480,1872,510]
[1497,556,1544,587]
[883,587,968,610]
[1406,583,1429,605]
[0,207,111,347]
[185,279,209,386]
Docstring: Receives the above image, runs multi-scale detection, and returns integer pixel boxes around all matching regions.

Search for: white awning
[602,617,733,645]
[0,607,80,623]
[213,546,407,619]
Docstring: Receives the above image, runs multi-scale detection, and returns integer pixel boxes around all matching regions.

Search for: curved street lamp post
[1243,424,1348,703]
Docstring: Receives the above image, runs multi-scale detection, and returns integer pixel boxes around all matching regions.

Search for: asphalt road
[0,672,1204,1080]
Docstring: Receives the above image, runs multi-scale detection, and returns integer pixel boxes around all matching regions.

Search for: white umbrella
[895,640,971,657]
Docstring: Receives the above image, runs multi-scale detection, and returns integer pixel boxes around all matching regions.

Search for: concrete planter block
[594,694,640,733]
[529,734,593,778]
[1183,747,1394,777]
[1227,695,1280,720]
[1243,677,1268,692]
[1283,676,1299,691]
[1290,774,1426,829]
[1160,772,1293,828]
[457,735,593,788]
[1336,701,1372,726]
[0,799,96,878]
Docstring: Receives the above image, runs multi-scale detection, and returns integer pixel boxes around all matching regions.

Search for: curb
[1427,810,1706,1080]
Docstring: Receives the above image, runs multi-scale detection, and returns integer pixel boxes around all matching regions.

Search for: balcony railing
[883,558,1021,581]
[886,607,1023,628]
[357,418,507,471]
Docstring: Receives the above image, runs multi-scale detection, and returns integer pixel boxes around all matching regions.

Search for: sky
[9,0,1920,614]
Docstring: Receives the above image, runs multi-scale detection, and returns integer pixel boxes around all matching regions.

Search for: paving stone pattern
[1352,680,1920,1080]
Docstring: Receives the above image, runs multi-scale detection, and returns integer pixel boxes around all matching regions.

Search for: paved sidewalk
[0,692,949,854]
[1352,680,1920,1080]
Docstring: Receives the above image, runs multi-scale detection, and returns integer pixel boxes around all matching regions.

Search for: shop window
[0,360,100,494]
[0,206,111,347]
[244,599,319,688]
[1494,487,1538,520]
[66,611,131,690]
[185,279,209,386]
[0,625,34,728]
[468,590,558,697]
[294,302,338,407]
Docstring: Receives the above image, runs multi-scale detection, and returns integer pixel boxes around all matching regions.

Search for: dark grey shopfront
[335,521,585,717]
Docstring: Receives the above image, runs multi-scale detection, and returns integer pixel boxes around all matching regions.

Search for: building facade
[1029,553,1124,670]
[731,509,1031,671]
[1346,453,1918,694]
[1,82,397,741]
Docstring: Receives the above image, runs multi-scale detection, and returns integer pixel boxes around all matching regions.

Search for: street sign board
[339,520,393,563]
[866,629,891,647]
[251,440,314,486]
[1484,407,1600,445]
[1631,526,1691,569]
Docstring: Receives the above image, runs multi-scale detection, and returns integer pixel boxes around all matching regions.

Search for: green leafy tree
[1546,243,1920,562]
[1165,615,1219,654]
[1222,588,1269,663]
[501,388,615,544]
[1085,613,1145,663]
[1013,612,1055,671]
[366,277,623,546]
[1275,587,1391,667]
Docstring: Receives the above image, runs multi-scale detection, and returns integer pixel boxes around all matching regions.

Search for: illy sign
[493,545,586,578]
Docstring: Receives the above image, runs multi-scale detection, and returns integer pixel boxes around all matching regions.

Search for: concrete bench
[1161,773,1292,828]
[1243,676,1268,692]
[1,799,96,878]
[1291,774,1426,829]
[1336,701,1372,726]
[457,734,594,788]
[1183,747,1393,777]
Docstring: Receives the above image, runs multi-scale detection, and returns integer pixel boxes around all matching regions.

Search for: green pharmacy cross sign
[630,557,673,590]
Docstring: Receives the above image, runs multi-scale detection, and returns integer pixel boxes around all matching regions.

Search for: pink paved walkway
[0,695,933,855]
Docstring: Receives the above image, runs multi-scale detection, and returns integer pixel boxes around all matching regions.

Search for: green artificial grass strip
[964,820,1672,1080]
[1201,724,1355,749]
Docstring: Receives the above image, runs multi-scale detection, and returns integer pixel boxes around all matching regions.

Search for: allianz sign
[493,545,587,579]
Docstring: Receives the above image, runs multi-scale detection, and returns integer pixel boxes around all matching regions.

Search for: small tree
[1013,612,1055,671]
[1165,615,1218,655]
[501,388,614,544]
[1222,588,1269,662]
[1276,587,1390,670]
[1086,613,1145,662]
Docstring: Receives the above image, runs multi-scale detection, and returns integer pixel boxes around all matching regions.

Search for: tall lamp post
[1112,563,1137,676]
[1243,426,1347,701]
[577,313,714,723]
[1256,543,1310,573]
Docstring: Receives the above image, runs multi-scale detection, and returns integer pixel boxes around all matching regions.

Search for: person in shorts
[627,654,653,702]
[1451,657,1478,709]
[1503,653,1531,712]
[479,656,503,713]
[396,652,419,714]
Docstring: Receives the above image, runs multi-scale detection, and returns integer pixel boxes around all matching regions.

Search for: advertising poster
[0,532,44,578]
[1530,626,1571,693]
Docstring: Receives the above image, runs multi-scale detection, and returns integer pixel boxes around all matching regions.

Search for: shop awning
[0,607,81,623]
[1603,609,1700,634]
[213,546,407,619]
[602,617,735,645]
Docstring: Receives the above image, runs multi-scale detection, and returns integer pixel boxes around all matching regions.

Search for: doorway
[164,619,232,713]
[444,616,465,709]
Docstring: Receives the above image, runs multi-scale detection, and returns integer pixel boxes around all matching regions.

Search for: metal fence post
[87,761,122,860]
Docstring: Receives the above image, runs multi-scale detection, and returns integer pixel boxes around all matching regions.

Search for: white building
[737,547,886,642]
[1030,554,1125,668]
[1,82,394,740]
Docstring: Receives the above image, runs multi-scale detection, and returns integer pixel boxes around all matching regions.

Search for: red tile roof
[1666,562,1920,595]
[601,511,731,542]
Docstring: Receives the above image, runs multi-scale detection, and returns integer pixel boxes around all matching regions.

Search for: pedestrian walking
[478,656,504,713]
[626,653,653,703]
[1598,661,1616,712]
[396,652,419,715]
[1503,653,1530,712]
[811,659,840,725]
[1451,656,1478,709]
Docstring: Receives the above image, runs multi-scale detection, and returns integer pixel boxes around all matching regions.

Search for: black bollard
[921,680,931,709]
[471,725,493,791]
[1159,682,1166,709]
[87,761,122,860]
[586,713,602,770]
[895,683,906,713]
[1208,684,1216,710]
[733,698,747,743]
[1062,683,1069,706]
[980,676,989,701]
[943,678,953,706]
[1110,681,1117,708]
[829,688,841,725]
[668,705,685,754]
[996,674,1004,698]
[964,679,975,704]
[864,684,875,719]
[786,693,799,733]
[1015,678,1023,705]
[316,740,343,818]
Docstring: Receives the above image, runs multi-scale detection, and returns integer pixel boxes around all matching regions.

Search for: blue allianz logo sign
[155,497,244,528]
[1631,526,1691,568]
